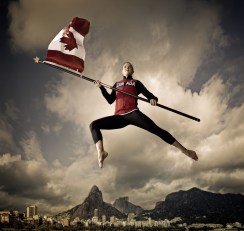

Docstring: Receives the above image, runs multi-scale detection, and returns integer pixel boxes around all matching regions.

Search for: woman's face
[122,62,134,77]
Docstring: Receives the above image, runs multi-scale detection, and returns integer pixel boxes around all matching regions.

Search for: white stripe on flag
[47,28,86,59]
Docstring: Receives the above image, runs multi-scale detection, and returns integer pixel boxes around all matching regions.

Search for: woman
[90,62,198,168]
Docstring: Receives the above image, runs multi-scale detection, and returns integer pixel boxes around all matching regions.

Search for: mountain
[113,196,144,215]
[56,186,244,224]
[58,185,126,220]
[139,187,244,224]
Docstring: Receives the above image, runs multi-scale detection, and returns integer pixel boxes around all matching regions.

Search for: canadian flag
[45,17,90,73]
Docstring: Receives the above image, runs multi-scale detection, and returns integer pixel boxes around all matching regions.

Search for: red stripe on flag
[46,50,84,73]
[71,17,90,37]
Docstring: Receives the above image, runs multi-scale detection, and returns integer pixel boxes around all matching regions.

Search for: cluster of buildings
[0,206,243,230]
[54,209,243,230]
[0,205,40,227]
[0,205,37,222]
[57,211,174,228]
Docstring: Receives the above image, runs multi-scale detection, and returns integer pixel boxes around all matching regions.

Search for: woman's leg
[127,111,198,161]
[89,115,128,167]
[95,140,108,168]
[126,110,175,144]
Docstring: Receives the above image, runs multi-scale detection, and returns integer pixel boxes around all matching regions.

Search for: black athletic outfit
[90,76,176,145]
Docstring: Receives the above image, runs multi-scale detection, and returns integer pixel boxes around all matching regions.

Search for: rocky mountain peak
[113,196,144,215]
[89,185,100,194]
[84,185,103,208]
[88,185,103,199]
[59,185,125,220]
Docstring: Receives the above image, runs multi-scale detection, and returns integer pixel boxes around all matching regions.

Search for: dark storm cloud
[0,154,70,202]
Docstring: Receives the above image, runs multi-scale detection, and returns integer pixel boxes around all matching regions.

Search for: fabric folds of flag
[45,17,90,73]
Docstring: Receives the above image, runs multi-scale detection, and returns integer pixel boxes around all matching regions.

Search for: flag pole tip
[33,56,41,63]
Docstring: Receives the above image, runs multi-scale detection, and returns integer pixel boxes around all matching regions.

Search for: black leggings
[89,110,175,145]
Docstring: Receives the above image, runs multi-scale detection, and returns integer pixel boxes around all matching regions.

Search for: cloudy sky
[0,0,244,215]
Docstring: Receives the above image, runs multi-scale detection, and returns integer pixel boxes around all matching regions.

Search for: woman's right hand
[94,80,102,87]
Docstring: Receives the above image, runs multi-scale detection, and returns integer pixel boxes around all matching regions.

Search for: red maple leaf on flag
[59,32,78,51]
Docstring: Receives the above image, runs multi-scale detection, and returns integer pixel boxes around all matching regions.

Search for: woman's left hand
[62,26,69,36]
[150,99,157,106]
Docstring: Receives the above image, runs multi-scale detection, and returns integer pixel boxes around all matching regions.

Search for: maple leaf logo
[59,32,78,51]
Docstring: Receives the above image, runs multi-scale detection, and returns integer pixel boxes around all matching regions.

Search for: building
[62,218,70,227]
[92,216,98,224]
[102,214,106,223]
[26,205,38,218]
[94,209,98,217]
[0,211,11,223]
[110,216,115,223]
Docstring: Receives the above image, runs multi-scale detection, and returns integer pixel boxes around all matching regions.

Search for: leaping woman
[90,62,198,168]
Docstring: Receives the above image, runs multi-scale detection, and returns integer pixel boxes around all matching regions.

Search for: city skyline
[0,0,244,215]
[1,185,244,229]
[0,206,242,230]
[1,181,244,228]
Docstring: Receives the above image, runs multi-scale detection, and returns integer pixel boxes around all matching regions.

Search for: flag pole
[33,57,200,122]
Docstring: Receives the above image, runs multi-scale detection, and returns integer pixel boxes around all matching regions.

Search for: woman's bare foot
[183,149,198,161]
[172,140,198,161]
[98,151,108,168]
